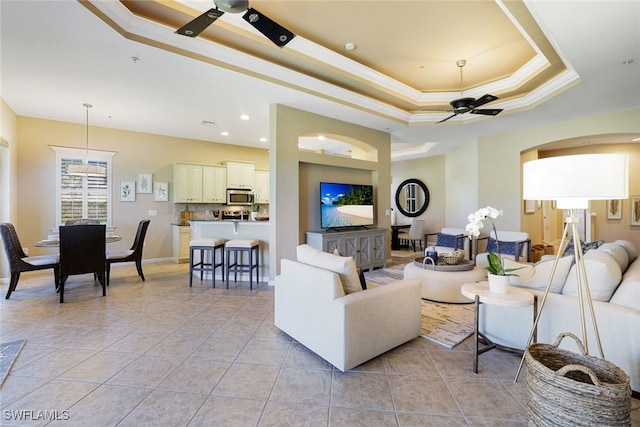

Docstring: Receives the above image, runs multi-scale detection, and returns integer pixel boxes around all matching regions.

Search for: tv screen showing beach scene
[320,182,374,229]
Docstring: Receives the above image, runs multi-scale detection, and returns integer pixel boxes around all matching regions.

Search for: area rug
[1,339,25,387]
[365,264,474,349]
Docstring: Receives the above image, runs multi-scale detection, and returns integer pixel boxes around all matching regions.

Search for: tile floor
[1,261,638,426]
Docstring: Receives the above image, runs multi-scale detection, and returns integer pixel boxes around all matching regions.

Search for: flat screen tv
[320,182,374,230]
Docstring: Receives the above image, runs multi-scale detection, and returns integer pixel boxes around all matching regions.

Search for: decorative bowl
[439,250,465,265]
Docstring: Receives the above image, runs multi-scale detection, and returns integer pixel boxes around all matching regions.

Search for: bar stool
[189,238,225,288]
[225,239,259,289]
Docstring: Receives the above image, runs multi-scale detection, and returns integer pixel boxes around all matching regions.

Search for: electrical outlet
[148,210,157,216]
[385,209,391,216]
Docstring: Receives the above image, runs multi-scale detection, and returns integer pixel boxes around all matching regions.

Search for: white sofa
[274,245,422,371]
[480,240,640,393]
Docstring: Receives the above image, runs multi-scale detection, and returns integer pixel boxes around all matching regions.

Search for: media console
[305,228,387,271]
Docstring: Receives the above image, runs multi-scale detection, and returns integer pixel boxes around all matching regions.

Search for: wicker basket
[438,250,465,265]
[525,332,631,426]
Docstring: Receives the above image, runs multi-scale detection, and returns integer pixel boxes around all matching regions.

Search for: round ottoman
[404,262,487,303]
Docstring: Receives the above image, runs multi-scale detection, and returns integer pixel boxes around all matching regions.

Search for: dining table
[34,235,122,247]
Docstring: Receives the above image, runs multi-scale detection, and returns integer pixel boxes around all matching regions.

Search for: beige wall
[0,99,19,278]
[390,156,446,233]
[271,104,391,276]
[14,116,268,261]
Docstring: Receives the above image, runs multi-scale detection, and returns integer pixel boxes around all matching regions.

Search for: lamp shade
[523,154,628,208]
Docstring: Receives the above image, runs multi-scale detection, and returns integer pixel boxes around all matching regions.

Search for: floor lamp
[515,153,629,382]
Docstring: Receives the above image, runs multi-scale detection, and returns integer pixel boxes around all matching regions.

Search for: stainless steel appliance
[221,210,249,220]
[226,188,253,206]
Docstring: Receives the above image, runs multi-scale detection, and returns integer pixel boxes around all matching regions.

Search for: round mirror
[395,178,430,217]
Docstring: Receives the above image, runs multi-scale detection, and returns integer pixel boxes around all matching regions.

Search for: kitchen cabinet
[173,163,203,203]
[305,228,387,271]
[254,169,269,204]
[202,166,226,203]
[173,225,191,263]
[225,161,255,188]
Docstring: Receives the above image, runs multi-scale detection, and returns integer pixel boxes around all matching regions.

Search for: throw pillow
[614,240,637,263]
[296,244,362,294]
[598,242,629,273]
[486,238,519,256]
[436,233,459,249]
[505,256,573,293]
[562,249,621,301]
[562,239,604,257]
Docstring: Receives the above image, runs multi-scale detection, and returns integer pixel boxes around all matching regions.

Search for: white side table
[461,282,537,374]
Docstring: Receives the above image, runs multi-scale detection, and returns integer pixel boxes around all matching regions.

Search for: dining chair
[58,224,106,303]
[106,219,150,285]
[398,219,425,251]
[0,223,60,299]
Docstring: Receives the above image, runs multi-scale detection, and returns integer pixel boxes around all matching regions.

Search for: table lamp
[515,153,629,381]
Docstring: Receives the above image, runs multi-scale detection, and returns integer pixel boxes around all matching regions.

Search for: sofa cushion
[562,249,621,301]
[614,240,637,263]
[609,258,640,311]
[296,244,362,294]
[504,255,573,293]
[598,242,629,273]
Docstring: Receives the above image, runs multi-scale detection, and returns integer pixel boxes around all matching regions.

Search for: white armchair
[275,252,421,371]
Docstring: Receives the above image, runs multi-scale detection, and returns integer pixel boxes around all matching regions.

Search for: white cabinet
[305,228,387,271]
[254,169,269,204]
[202,166,226,203]
[173,225,191,263]
[225,161,255,188]
[173,163,203,203]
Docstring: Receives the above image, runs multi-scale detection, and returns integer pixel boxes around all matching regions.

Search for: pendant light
[67,103,106,177]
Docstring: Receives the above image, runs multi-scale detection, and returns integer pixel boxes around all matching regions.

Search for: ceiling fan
[437,59,503,124]
[175,0,295,47]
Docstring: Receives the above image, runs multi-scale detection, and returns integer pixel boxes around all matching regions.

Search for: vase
[488,273,510,294]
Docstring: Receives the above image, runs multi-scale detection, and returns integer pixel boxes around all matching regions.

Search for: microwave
[226,188,253,206]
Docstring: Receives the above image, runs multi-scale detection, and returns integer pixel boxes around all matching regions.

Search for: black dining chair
[58,224,106,303]
[0,223,60,299]
[106,219,150,285]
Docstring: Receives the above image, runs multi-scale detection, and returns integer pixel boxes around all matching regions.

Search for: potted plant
[466,206,522,293]
[251,203,260,221]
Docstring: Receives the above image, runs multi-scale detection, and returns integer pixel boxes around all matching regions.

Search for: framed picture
[153,182,168,202]
[631,196,640,226]
[607,199,622,220]
[524,199,536,214]
[137,173,152,194]
[120,181,135,202]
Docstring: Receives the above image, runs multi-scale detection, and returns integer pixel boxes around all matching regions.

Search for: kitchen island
[189,220,270,284]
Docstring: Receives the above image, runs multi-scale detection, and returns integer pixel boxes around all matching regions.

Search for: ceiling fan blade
[436,113,457,124]
[242,7,295,47]
[176,8,224,37]
[471,108,503,116]
[470,94,498,108]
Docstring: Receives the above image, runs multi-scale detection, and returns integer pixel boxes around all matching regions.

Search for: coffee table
[461,282,537,374]
[404,260,486,303]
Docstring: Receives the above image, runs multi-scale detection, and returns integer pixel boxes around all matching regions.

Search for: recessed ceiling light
[318,135,325,140]
[200,120,215,126]
[240,114,250,120]
[259,137,267,142]
[221,131,229,136]
[344,42,356,51]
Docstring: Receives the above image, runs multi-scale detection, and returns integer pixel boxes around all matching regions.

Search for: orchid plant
[466,206,522,276]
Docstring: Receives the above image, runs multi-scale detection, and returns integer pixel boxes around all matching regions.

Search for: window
[52,147,116,225]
